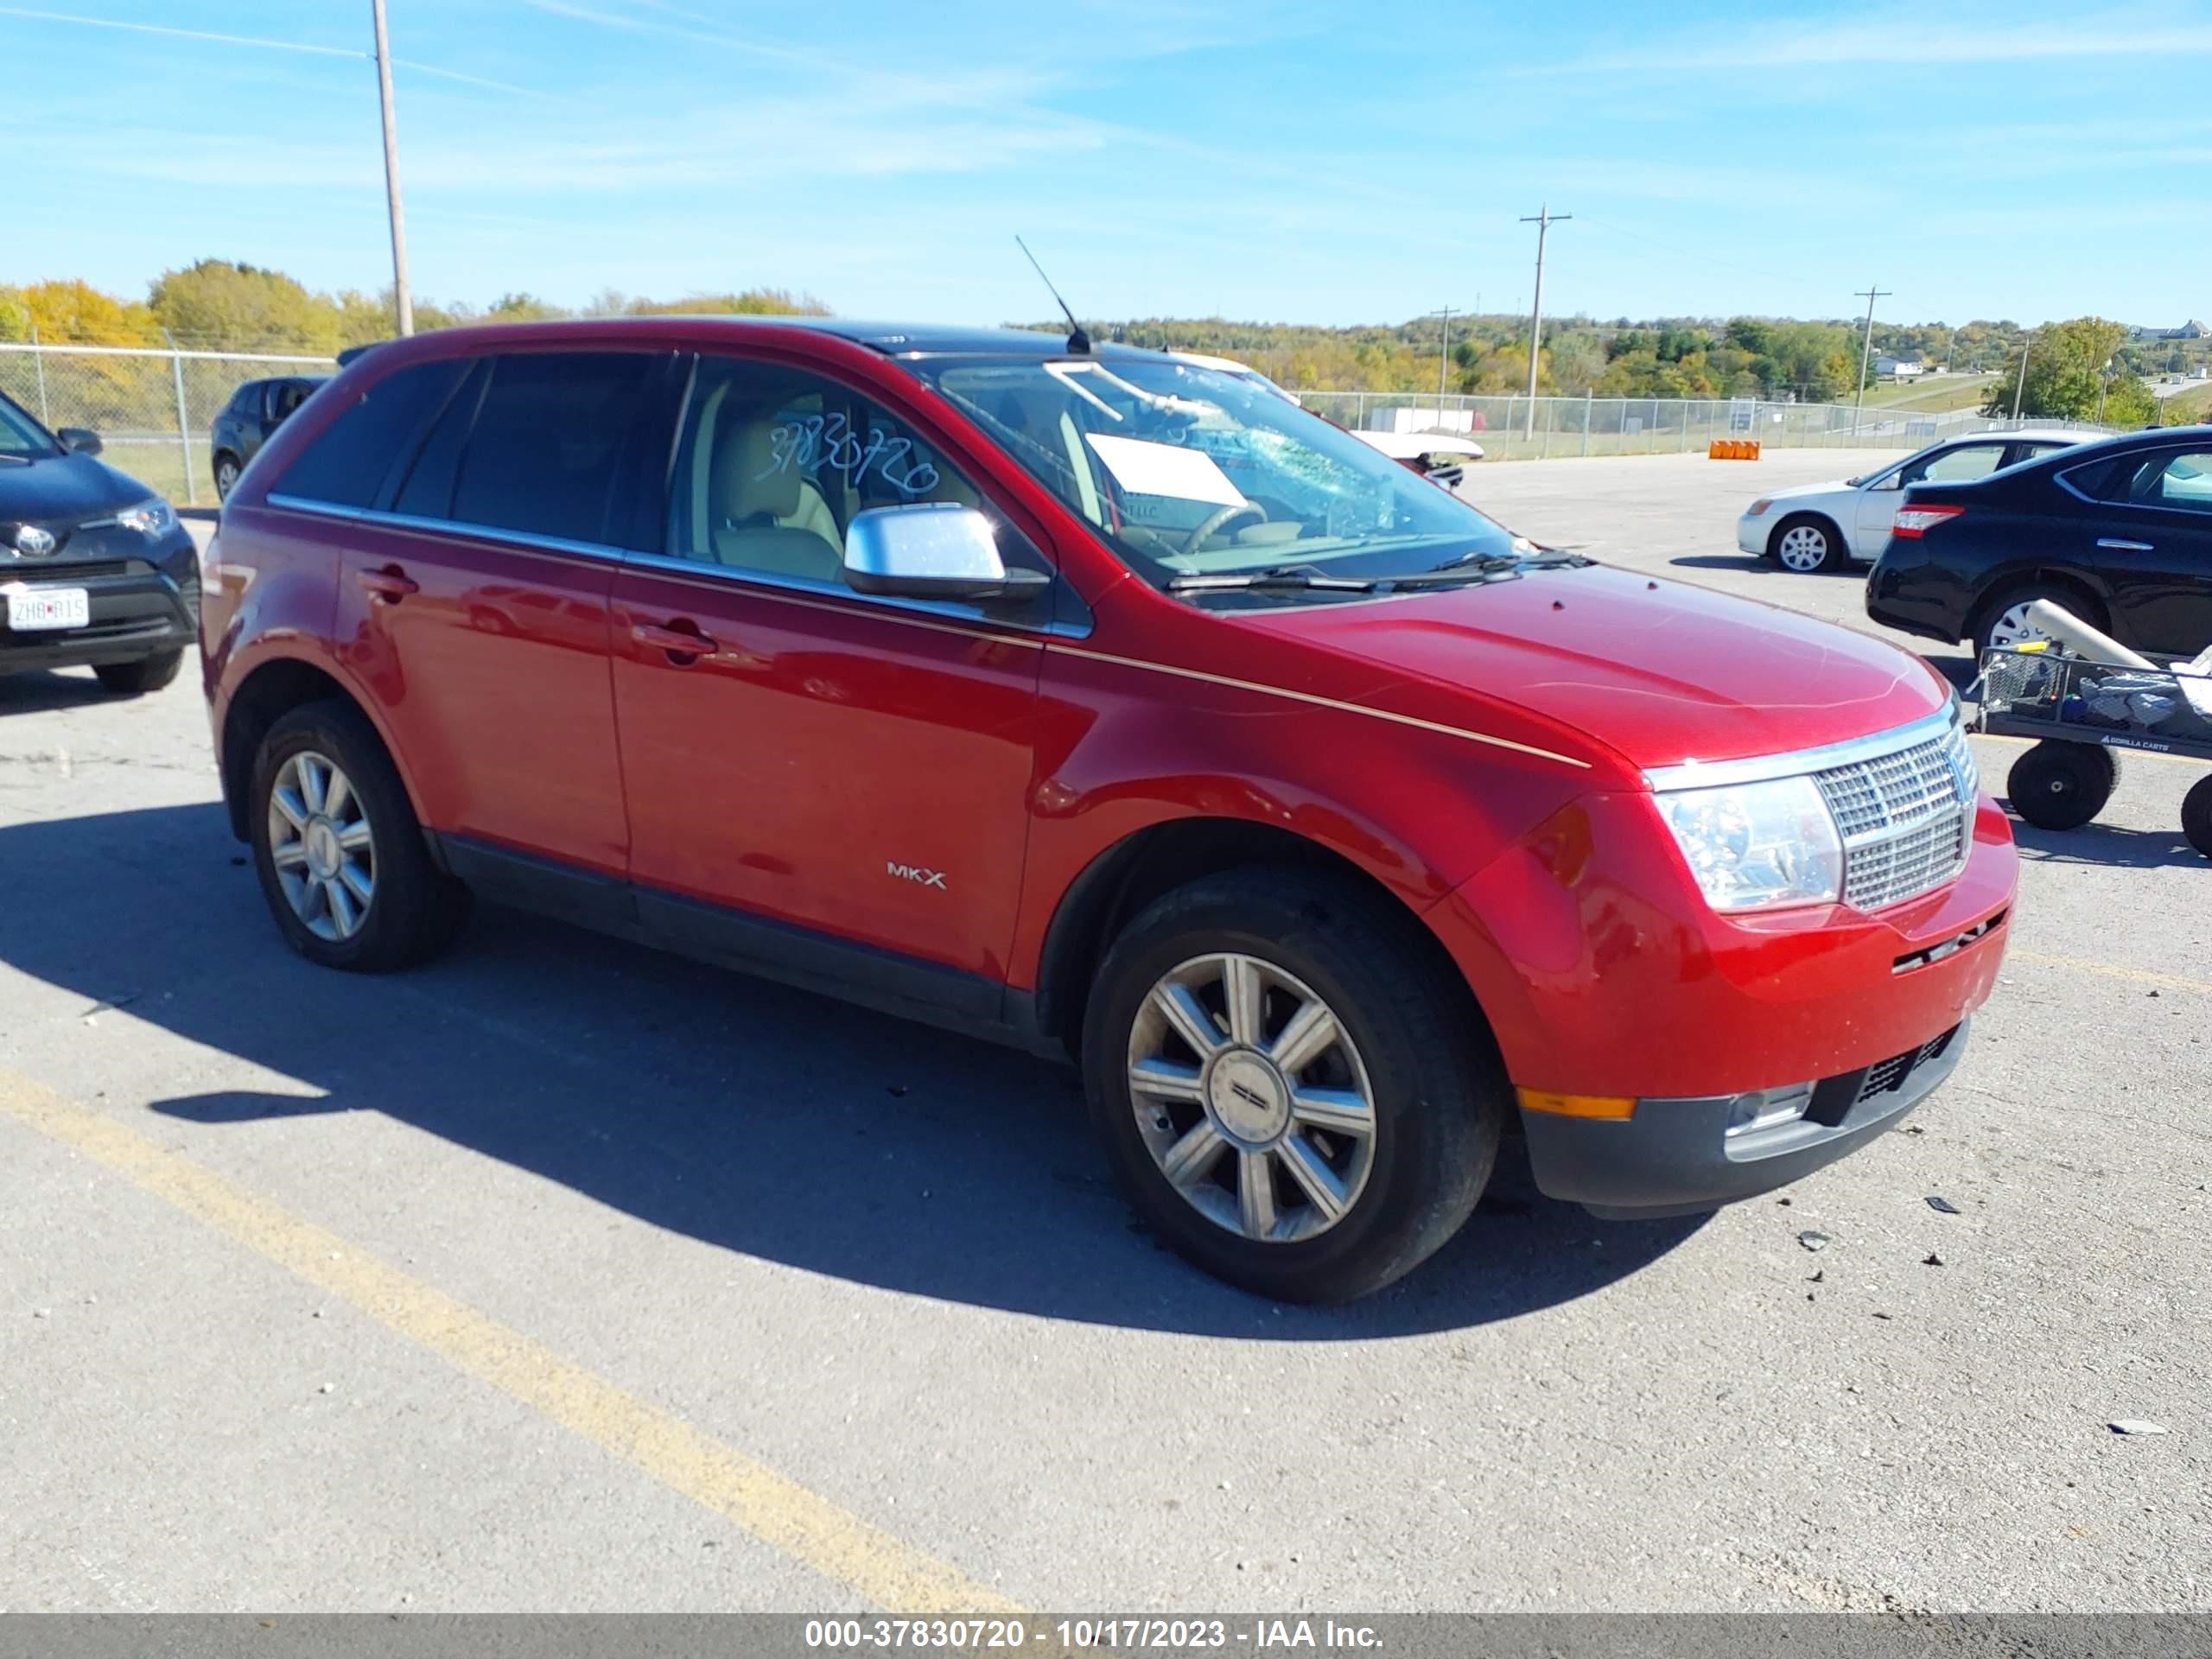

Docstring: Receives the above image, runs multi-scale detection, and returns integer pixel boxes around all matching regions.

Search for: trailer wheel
[2006,741,2116,831]
[2182,775,2212,860]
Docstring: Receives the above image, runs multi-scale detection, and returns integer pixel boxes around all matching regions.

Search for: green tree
[0,284,29,342]
[1983,318,2139,423]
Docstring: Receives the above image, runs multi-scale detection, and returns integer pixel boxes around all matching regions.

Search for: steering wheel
[1181,500,1268,556]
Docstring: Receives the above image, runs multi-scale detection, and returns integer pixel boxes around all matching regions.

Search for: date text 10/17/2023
[803,1619,1385,1650]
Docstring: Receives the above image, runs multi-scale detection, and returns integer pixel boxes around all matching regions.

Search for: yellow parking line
[0,1072,1020,1616]
[2009,950,2212,998]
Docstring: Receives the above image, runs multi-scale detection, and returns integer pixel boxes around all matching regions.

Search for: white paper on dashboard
[1084,435,1245,507]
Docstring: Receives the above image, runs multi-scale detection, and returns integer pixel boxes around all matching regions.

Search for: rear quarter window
[270,358,468,509]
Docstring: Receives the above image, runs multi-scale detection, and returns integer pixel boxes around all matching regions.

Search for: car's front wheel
[213,453,241,500]
[1770,515,1843,574]
[92,651,183,696]
[249,700,468,971]
[1081,870,1503,1303]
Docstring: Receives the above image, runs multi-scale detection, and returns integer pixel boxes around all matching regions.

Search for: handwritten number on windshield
[759,413,941,499]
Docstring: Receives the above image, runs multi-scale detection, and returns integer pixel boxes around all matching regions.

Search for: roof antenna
[1016,234,1091,354]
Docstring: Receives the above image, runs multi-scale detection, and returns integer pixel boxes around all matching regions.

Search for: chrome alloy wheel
[1986,600,2053,651]
[267,750,376,941]
[1775,523,1830,572]
[1126,952,1376,1243]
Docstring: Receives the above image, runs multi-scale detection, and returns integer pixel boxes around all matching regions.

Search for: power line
[0,4,537,93]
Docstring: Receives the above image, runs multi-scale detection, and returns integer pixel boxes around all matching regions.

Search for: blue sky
[5,0,2209,329]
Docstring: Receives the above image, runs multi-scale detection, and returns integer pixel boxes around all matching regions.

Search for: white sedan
[1736,429,2089,573]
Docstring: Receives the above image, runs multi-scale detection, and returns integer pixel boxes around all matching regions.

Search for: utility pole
[2012,331,2032,422]
[371,0,414,335]
[1520,206,1569,439]
[1851,283,1890,435]
[1431,306,1456,407]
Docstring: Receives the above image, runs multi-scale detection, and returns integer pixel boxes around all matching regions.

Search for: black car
[0,391,200,695]
[209,374,327,500]
[1867,425,2212,662]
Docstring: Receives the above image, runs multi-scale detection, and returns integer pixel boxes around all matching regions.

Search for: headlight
[1746,498,1773,516]
[114,499,178,538]
[1656,774,1842,912]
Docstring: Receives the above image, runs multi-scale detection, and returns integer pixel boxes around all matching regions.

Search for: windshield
[0,392,60,461]
[912,354,1522,590]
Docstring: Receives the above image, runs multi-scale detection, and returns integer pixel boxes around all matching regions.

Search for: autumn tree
[149,259,339,352]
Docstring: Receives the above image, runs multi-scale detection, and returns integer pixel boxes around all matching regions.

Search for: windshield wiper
[1166,566,1379,594]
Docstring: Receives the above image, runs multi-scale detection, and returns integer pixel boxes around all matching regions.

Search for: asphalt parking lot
[3,453,2206,1615]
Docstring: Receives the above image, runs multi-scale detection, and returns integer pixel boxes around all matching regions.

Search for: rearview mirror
[842,504,1050,603]
[56,427,103,455]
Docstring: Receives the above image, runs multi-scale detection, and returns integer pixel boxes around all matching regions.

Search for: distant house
[1874,353,1925,378]
[2175,320,2209,340]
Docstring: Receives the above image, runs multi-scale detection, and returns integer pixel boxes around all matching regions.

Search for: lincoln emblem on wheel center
[199,315,2018,1302]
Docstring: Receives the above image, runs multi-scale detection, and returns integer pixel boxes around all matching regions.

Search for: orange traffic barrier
[1707,439,1762,460]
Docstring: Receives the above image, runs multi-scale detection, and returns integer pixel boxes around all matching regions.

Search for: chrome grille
[1815,720,1975,911]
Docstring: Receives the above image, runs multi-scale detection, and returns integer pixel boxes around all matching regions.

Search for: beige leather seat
[709,417,843,582]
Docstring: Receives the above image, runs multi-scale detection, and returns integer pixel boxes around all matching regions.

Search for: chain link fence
[1,343,2113,508]
[1296,391,2112,459]
[0,342,335,506]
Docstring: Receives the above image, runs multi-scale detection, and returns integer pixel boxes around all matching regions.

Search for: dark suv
[211,375,327,500]
[0,389,199,695]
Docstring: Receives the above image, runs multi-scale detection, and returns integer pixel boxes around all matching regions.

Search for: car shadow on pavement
[0,803,1706,1339]
[0,669,124,715]
[2008,818,2206,871]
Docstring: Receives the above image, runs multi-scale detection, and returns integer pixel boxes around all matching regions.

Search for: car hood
[1754,479,1856,507]
[1230,564,1949,772]
[0,450,157,524]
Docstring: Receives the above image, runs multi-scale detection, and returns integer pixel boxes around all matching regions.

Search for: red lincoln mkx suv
[200,319,2017,1301]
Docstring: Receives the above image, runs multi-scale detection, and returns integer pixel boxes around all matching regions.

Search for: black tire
[1971,583,2107,662]
[2005,740,2117,831]
[1769,513,1845,574]
[92,650,183,696]
[2183,774,2212,860]
[213,452,242,501]
[1080,869,1504,1303]
[248,698,469,972]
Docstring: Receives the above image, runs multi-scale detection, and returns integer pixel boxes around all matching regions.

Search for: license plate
[4,585,91,631]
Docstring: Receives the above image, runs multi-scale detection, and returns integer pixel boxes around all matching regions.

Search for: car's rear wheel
[92,651,183,696]
[1770,515,1843,574]
[1080,869,1503,1303]
[249,700,468,971]
[1973,585,2107,662]
[213,453,241,500]
[2005,740,2117,831]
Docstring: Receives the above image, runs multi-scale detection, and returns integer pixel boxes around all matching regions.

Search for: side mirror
[842,504,1051,603]
[56,428,103,456]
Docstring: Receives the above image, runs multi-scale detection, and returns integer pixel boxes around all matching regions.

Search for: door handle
[631,620,718,662]
[2097,538,2153,552]
[357,566,419,601]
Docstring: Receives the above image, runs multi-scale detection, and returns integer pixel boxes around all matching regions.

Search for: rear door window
[447,352,656,544]
[1910,443,2005,484]
[270,358,467,509]
[2126,449,2212,515]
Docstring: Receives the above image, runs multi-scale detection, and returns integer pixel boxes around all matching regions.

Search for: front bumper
[1523,1017,1969,1218]
[1736,512,1769,556]
[0,534,199,672]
